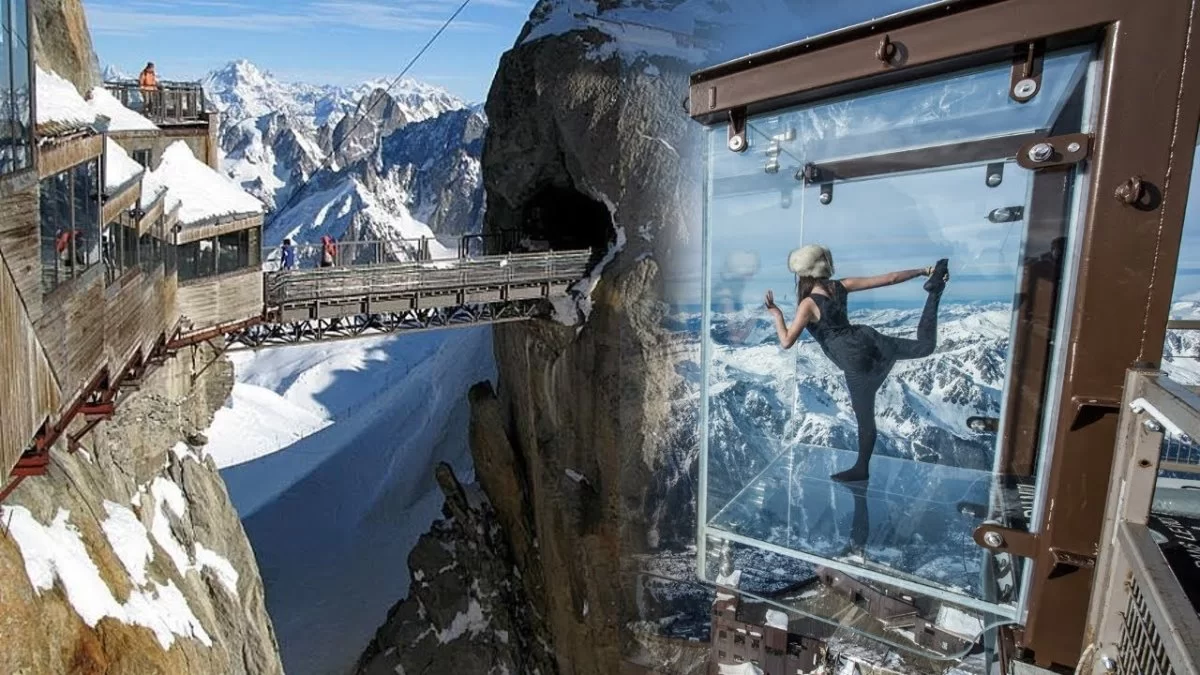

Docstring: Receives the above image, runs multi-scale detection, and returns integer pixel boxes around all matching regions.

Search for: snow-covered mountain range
[195,60,483,251]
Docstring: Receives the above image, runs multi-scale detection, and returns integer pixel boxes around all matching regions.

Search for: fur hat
[788,244,834,278]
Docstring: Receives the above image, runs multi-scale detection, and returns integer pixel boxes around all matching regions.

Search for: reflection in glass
[10,0,29,171]
[1165,134,1200,385]
[0,0,13,174]
[74,160,101,267]
[699,46,1096,617]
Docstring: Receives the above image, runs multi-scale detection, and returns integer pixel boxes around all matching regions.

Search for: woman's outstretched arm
[841,266,932,292]
[765,290,813,349]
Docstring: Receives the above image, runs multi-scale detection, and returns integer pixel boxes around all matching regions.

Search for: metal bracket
[1049,547,1096,570]
[727,108,747,153]
[974,524,1041,558]
[798,162,822,184]
[987,206,1024,223]
[1010,41,1045,103]
[985,162,1004,188]
[1072,395,1120,411]
[818,182,833,205]
[1017,133,1092,170]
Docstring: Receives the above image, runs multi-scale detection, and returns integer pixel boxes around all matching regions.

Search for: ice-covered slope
[207,327,497,675]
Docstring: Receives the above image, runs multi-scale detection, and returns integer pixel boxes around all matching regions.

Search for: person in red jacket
[320,235,337,268]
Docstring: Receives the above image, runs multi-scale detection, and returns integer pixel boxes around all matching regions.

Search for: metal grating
[1119,577,1177,675]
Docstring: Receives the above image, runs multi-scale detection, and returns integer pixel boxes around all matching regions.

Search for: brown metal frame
[689,0,1200,668]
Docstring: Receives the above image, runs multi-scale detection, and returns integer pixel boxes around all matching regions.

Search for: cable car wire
[266,0,474,229]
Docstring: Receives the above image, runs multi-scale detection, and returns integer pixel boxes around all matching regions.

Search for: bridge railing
[1084,369,1200,675]
[103,80,208,124]
[264,250,592,307]
[262,237,443,271]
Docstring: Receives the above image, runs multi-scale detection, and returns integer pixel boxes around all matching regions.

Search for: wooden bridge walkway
[172,249,594,350]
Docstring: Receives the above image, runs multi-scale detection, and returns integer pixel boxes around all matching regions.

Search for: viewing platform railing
[1085,369,1200,675]
[102,80,208,125]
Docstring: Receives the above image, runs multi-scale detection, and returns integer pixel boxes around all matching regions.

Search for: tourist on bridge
[320,235,337,268]
[281,238,297,270]
[138,62,158,114]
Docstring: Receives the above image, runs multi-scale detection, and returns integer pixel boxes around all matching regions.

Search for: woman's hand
[765,290,780,312]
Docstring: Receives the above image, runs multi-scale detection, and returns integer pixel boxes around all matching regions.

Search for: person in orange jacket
[139,62,158,113]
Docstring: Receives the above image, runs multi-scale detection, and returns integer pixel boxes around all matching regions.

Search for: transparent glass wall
[699,45,1095,629]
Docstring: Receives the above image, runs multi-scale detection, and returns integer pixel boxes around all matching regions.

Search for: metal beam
[224,299,552,352]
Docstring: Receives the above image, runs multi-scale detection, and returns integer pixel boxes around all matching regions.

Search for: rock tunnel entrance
[515,184,615,266]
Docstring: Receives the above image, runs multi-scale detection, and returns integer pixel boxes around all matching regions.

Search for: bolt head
[1014,78,1038,99]
[1067,141,1081,153]
[986,173,1003,187]
[1028,142,1055,163]
[1101,656,1117,671]
[818,191,832,205]
[728,135,745,152]
[983,531,1004,548]
[1144,418,1165,433]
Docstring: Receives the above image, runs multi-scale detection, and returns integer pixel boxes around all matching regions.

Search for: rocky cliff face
[32,0,100,93]
[476,18,710,674]
[354,449,556,675]
[351,3,712,672]
[0,343,283,675]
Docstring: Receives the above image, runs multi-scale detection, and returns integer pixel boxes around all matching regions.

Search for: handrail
[262,237,443,271]
[263,250,591,306]
[102,81,208,124]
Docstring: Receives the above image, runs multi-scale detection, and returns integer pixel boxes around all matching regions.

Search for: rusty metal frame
[688,0,1200,667]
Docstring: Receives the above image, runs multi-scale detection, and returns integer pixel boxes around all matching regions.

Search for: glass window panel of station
[0,0,14,175]
[73,160,101,270]
[177,240,201,282]
[39,171,73,293]
[10,0,30,171]
[699,44,1097,624]
[121,223,138,270]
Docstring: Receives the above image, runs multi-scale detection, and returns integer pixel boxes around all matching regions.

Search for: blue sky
[86,0,535,102]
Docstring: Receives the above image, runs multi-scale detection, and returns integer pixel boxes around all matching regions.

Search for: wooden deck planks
[177,268,263,329]
[0,244,61,477]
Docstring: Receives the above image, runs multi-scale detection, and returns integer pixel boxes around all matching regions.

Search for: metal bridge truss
[223,299,551,350]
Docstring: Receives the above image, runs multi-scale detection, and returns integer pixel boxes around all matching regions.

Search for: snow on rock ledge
[36,66,158,133]
[36,66,94,129]
[143,141,264,225]
[104,138,144,193]
[1,505,213,650]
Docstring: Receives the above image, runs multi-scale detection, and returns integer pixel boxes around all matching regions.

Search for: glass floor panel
[707,443,1002,603]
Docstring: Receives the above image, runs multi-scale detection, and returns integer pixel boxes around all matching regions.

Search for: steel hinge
[1017,133,1092,170]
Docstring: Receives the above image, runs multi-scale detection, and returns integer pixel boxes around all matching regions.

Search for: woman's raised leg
[885,286,943,361]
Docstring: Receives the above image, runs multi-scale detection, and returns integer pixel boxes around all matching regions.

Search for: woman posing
[765,245,950,482]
